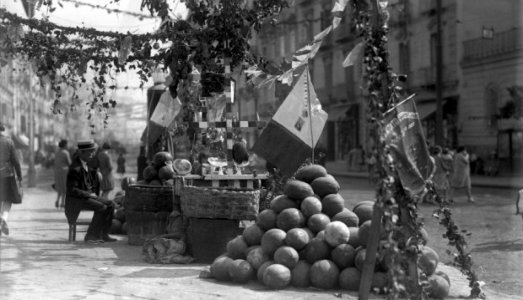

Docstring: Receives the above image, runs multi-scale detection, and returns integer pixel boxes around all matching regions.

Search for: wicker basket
[124,184,177,212]
[180,186,260,220]
[125,211,170,245]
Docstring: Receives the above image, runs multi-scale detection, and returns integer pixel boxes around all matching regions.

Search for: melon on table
[358,220,372,247]
[353,202,374,225]
[273,246,299,269]
[210,256,234,281]
[307,213,331,234]
[276,208,306,231]
[173,158,192,175]
[284,180,315,200]
[310,259,340,290]
[257,260,274,283]
[324,221,351,247]
[261,228,287,256]
[305,237,331,264]
[300,196,323,218]
[332,208,359,227]
[242,224,265,246]
[339,267,361,291]
[256,209,277,230]
[427,274,450,299]
[270,195,298,213]
[291,260,311,287]
[419,246,439,276]
[228,259,254,283]
[295,164,328,183]
[263,264,292,289]
[321,194,345,217]
[311,175,340,197]
[226,235,248,259]
[285,228,311,251]
[331,244,356,269]
[246,246,269,270]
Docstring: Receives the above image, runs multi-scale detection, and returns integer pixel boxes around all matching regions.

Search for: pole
[435,0,444,146]
[27,67,36,187]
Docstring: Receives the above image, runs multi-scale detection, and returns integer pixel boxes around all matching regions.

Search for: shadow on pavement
[472,239,523,252]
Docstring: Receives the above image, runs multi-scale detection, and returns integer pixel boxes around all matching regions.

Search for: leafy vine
[0,0,287,130]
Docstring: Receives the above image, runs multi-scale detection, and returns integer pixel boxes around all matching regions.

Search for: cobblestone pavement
[0,168,521,300]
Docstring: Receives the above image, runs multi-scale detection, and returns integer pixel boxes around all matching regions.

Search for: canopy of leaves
[0,0,288,124]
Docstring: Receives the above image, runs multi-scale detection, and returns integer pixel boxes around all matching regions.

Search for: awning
[11,133,29,149]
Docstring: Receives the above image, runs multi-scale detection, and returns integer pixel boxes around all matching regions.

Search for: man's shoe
[84,234,104,244]
[102,235,117,242]
[0,218,9,236]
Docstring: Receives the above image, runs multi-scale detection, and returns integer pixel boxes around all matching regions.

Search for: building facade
[240,0,522,175]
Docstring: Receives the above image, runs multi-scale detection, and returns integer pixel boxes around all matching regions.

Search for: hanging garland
[350,0,484,298]
[0,0,287,128]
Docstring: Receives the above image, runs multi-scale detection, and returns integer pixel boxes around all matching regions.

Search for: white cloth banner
[272,67,327,147]
[150,91,182,127]
[343,42,365,68]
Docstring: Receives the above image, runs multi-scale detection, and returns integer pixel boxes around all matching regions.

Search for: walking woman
[54,139,72,208]
[116,152,126,180]
[450,146,475,203]
[0,123,22,236]
[97,142,115,200]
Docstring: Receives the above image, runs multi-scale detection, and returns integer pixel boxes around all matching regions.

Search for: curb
[328,171,522,189]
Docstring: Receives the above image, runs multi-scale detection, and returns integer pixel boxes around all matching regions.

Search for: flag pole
[305,64,315,163]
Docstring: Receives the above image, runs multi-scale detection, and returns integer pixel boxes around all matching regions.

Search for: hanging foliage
[0,0,288,126]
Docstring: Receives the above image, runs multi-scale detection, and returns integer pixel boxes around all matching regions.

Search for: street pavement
[1,166,522,300]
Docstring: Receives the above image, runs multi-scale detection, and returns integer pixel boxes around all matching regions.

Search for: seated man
[65,140,116,243]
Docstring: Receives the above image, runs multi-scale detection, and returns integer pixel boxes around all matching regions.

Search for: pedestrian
[0,123,23,236]
[54,139,72,209]
[440,147,454,201]
[65,140,116,243]
[97,142,115,200]
[365,148,378,183]
[347,145,364,172]
[137,145,147,181]
[428,146,451,203]
[449,146,474,203]
[116,152,126,180]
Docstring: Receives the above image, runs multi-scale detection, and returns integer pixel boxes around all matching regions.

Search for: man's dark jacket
[65,154,100,224]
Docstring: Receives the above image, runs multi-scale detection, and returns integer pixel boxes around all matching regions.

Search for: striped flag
[383,94,435,195]
[252,66,328,176]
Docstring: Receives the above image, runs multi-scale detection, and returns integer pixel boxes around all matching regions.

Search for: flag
[252,66,328,176]
[343,42,365,68]
[383,94,435,195]
[150,90,182,127]
[292,40,323,68]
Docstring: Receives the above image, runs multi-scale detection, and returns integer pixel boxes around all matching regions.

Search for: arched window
[485,82,500,129]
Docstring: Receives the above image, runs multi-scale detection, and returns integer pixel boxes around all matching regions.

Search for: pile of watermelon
[137,151,192,186]
[208,164,450,298]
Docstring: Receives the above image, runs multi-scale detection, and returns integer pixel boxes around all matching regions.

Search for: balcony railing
[463,28,523,63]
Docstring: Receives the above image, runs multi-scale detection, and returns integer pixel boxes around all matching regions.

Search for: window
[430,33,437,67]
[305,9,314,41]
[485,82,500,129]
[323,54,333,93]
[399,42,410,77]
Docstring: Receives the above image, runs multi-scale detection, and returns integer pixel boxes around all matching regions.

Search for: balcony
[462,28,523,65]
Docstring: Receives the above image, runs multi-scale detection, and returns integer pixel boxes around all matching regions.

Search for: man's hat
[77,140,97,151]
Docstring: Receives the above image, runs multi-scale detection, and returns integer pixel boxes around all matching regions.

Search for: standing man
[0,123,23,236]
[65,140,116,243]
[97,142,115,200]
